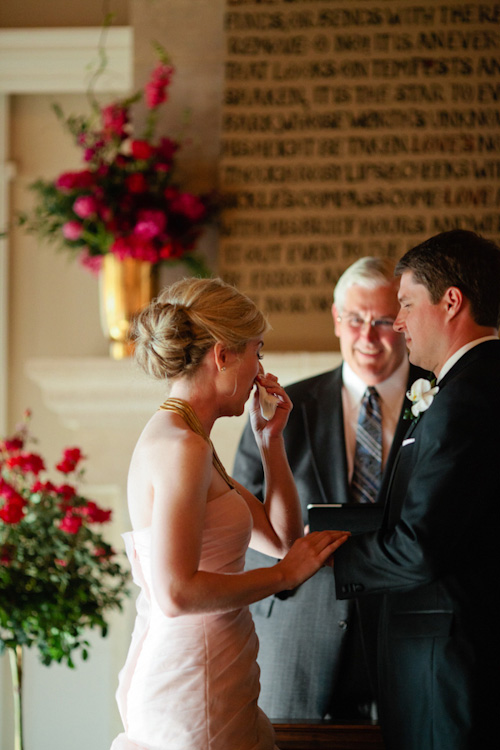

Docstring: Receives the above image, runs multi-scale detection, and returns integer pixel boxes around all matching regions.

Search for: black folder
[307,503,383,535]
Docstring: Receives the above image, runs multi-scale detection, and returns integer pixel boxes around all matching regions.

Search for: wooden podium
[273,720,384,749]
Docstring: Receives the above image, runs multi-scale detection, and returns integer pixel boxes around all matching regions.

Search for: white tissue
[257,383,279,420]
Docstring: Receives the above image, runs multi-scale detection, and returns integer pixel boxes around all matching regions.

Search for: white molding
[26,352,339,428]
[0,27,133,434]
[25,352,340,469]
[0,27,133,94]
[0,94,10,435]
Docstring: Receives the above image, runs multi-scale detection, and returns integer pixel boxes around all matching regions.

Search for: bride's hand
[248,372,292,436]
[277,530,351,589]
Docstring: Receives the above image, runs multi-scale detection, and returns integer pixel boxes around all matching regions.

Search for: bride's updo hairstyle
[132,277,269,380]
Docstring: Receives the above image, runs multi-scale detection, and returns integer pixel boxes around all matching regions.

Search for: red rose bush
[0,413,129,667]
[18,51,213,277]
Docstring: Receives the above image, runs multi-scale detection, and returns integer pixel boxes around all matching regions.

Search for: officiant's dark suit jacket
[334,340,500,749]
[233,362,424,720]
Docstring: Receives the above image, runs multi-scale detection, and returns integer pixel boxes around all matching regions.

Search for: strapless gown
[111,488,278,750]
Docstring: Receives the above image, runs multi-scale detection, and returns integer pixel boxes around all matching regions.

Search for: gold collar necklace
[159,397,235,489]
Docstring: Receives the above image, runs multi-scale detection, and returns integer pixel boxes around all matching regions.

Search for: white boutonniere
[404,377,439,422]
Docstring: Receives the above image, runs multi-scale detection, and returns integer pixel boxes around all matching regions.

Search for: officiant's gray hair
[333,257,397,312]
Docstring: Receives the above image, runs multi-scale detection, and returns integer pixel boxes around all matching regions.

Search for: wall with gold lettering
[218,0,500,349]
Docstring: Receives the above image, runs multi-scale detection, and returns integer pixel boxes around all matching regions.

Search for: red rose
[0,497,26,525]
[55,170,94,192]
[78,501,112,524]
[0,545,14,565]
[159,242,184,260]
[0,478,20,500]
[0,437,24,453]
[56,483,77,502]
[56,447,84,474]
[31,480,57,494]
[126,173,148,194]
[58,512,83,534]
[93,546,114,559]
[131,140,154,160]
[157,137,178,162]
[164,186,179,202]
[6,452,45,475]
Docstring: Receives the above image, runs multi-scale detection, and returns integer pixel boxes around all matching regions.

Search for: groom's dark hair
[395,229,500,328]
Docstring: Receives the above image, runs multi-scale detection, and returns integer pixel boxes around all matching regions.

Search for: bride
[111,277,349,750]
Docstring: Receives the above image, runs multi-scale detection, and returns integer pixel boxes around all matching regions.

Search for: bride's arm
[238,374,303,558]
[147,430,348,618]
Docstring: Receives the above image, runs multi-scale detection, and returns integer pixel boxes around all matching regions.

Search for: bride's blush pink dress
[111,488,278,750]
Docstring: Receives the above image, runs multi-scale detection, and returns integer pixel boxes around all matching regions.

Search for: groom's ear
[442,286,464,319]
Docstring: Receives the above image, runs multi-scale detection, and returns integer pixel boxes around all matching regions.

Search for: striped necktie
[351,387,382,504]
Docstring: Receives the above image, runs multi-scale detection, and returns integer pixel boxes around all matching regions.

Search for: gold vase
[99,255,155,359]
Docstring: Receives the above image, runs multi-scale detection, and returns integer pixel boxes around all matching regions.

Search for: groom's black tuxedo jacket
[335,340,500,749]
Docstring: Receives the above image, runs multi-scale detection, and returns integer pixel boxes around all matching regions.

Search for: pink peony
[145,63,175,109]
[133,210,167,240]
[110,236,134,260]
[132,242,160,263]
[79,249,103,276]
[170,192,207,222]
[62,221,83,241]
[73,195,99,219]
[101,103,128,139]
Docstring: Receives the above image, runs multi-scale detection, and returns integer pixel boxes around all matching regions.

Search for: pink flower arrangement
[0,412,129,668]
[19,54,214,277]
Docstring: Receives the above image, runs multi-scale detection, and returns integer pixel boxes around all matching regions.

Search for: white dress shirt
[342,358,410,482]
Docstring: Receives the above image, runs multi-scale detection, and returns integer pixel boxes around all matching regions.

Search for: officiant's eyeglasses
[337,314,396,332]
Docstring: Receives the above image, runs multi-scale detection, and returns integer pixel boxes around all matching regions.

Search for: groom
[333,229,500,749]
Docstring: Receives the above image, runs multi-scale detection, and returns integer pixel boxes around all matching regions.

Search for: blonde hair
[132,277,269,380]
